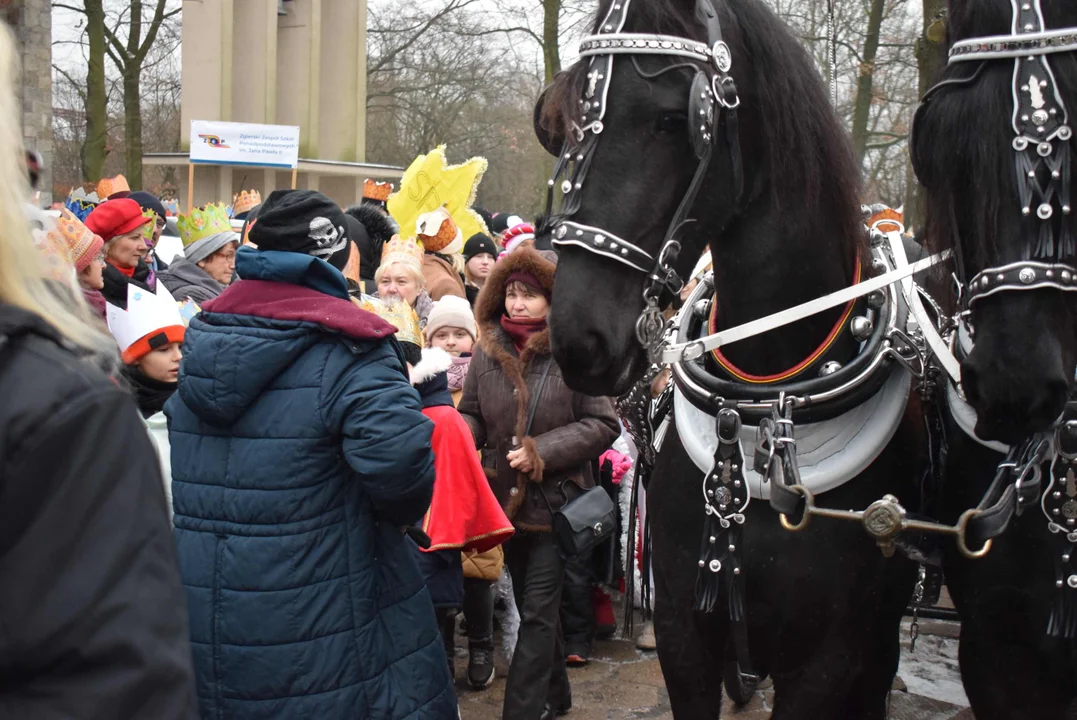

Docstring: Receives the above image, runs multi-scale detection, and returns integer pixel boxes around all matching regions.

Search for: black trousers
[561,546,595,655]
[462,577,494,644]
[503,532,570,719]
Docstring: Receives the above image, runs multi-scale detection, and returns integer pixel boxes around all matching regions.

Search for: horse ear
[534,85,565,158]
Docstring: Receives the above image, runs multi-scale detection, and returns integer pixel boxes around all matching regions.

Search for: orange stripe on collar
[708,259,862,384]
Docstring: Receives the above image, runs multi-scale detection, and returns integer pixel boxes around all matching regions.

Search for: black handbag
[522,360,618,558]
[548,483,617,558]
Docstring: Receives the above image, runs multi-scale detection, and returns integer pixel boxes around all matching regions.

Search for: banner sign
[189,120,300,169]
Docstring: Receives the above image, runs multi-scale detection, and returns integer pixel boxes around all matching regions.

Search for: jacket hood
[175,278,397,427]
[473,244,556,362]
[0,303,65,353]
[473,243,557,331]
[235,246,349,300]
[158,256,225,295]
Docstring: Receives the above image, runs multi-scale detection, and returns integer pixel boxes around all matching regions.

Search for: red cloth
[111,262,136,278]
[420,404,514,553]
[500,315,547,352]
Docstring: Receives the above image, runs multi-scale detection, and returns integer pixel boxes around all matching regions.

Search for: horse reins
[539,0,743,357]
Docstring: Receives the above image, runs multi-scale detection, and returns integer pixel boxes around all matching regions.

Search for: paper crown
[49,208,102,272]
[177,203,234,248]
[106,283,185,364]
[359,296,424,347]
[379,234,424,272]
[866,206,905,234]
[96,174,130,199]
[65,187,101,222]
[32,226,76,283]
[140,208,158,242]
[232,189,262,217]
[363,179,393,203]
[162,198,179,217]
[416,207,463,254]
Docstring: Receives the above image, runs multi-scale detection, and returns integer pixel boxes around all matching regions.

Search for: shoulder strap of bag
[524,357,553,437]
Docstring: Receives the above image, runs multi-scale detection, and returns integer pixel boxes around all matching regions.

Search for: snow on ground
[897,620,969,708]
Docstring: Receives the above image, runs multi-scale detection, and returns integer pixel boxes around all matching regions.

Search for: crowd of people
[0,25,658,720]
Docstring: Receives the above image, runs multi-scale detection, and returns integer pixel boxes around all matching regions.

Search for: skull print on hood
[247,189,350,266]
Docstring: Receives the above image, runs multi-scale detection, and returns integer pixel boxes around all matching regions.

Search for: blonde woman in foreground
[0,24,198,720]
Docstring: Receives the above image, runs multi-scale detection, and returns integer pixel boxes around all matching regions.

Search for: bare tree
[55,0,180,190]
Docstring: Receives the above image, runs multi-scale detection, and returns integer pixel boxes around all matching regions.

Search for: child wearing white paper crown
[106,283,186,514]
[425,295,477,406]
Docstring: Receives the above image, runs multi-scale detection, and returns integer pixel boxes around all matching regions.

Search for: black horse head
[913,0,1077,442]
[534,0,864,397]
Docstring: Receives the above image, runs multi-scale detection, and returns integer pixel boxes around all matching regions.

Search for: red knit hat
[85,198,152,242]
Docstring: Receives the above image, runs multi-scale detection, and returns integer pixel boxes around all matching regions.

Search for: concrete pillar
[232,0,277,124]
[319,0,366,162]
[276,0,319,157]
[4,0,53,205]
[181,0,234,147]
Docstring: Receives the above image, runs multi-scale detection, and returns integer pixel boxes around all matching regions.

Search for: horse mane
[914,0,1077,266]
[540,0,865,262]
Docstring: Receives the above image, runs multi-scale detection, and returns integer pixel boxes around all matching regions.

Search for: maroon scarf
[500,315,547,353]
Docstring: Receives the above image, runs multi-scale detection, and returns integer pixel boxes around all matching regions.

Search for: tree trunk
[542,0,561,85]
[905,0,948,230]
[82,0,107,183]
[851,0,886,163]
[123,70,143,190]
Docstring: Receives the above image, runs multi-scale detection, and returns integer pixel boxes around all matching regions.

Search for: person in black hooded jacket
[0,24,197,717]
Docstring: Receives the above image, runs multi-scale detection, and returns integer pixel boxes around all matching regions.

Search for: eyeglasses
[155,217,166,229]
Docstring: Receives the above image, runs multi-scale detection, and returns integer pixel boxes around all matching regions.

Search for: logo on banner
[198,134,230,149]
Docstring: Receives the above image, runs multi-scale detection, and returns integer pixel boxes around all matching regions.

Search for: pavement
[454,607,974,719]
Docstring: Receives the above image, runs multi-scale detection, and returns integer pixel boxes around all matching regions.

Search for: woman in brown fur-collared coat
[457,243,619,720]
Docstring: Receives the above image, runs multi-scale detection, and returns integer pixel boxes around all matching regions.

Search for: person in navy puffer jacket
[165,189,457,720]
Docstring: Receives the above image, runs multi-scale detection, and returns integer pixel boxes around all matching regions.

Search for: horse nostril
[1030,378,1070,425]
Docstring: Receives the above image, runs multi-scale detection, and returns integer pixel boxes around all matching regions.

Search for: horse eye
[656,112,687,134]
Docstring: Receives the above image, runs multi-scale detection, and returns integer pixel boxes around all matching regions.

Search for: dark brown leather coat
[457,245,619,531]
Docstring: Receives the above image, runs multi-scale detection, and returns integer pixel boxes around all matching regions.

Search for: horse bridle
[539,0,742,356]
[912,0,1077,308]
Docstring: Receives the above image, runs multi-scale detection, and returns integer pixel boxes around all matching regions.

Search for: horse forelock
[917,0,1077,268]
[538,0,866,265]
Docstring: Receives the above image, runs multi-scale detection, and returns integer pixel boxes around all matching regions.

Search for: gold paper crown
[416,207,460,253]
[96,174,129,198]
[867,207,904,234]
[140,208,157,242]
[233,189,262,216]
[363,179,393,203]
[177,203,234,248]
[379,234,424,272]
[359,296,424,347]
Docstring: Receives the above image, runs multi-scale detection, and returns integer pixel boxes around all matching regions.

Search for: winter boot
[593,586,617,639]
[467,638,495,689]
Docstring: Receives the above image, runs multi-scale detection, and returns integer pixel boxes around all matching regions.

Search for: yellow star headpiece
[387,146,488,252]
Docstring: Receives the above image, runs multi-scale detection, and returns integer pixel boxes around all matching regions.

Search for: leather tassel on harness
[1045,419,1077,639]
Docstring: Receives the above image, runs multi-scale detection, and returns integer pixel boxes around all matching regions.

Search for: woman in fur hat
[457,243,619,720]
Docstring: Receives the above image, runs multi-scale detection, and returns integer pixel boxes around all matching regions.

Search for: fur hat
[473,243,557,331]
[346,203,399,282]
[425,295,477,342]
